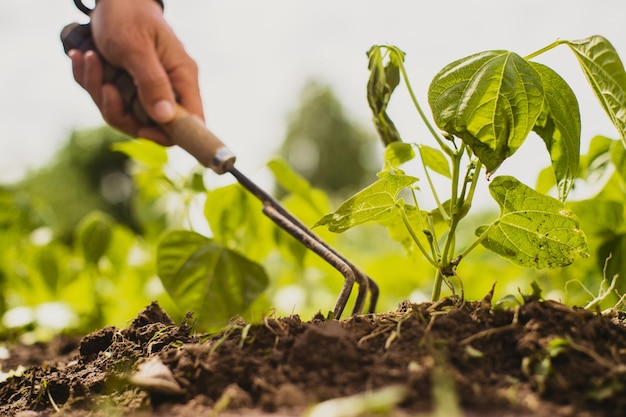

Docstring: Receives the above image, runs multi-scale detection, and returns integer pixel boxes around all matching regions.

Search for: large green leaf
[157,230,269,328]
[476,176,588,268]
[367,46,404,146]
[315,172,418,233]
[531,62,581,201]
[566,36,626,147]
[428,51,544,173]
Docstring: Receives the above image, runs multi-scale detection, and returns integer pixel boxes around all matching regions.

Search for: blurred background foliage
[0,82,624,342]
[278,80,379,199]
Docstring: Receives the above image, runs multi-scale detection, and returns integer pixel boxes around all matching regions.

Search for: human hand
[68,0,203,145]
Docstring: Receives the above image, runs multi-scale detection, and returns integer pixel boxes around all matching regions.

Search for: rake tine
[230,167,378,319]
[366,277,379,314]
[263,204,357,318]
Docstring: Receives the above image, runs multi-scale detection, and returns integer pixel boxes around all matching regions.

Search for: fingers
[124,48,176,124]
[101,84,140,136]
[70,50,136,135]
[101,83,172,144]
[68,49,85,87]
[102,84,172,144]
[70,49,171,142]
[169,56,204,122]
[119,21,204,123]
[83,51,103,106]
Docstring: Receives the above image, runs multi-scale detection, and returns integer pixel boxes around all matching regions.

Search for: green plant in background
[316,36,626,301]
[279,80,379,198]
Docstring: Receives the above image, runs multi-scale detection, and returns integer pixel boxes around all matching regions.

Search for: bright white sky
[1,1,625,204]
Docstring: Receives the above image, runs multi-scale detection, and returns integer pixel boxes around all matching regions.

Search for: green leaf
[531,62,580,201]
[596,171,626,202]
[315,172,418,233]
[367,45,404,145]
[565,36,626,147]
[611,139,626,182]
[476,176,588,268]
[76,211,113,265]
[384,142,415,170]
[569,199,624,237]
[534,165,556,196]
[37,244,61,294]
[381,204,432,255]
[580,135,613,180]
[188,170,206,193]
[268,158,312,197]
[157,230,269,327]
[267,157,329,216]
[111,139,168,169]
[418,145,451,178]
[428,50,544,173]
[204,184,274,262]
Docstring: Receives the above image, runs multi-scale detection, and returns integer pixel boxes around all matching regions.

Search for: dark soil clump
[2,297,626,416]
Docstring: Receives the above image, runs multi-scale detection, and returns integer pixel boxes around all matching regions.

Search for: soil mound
[2,297,626,416]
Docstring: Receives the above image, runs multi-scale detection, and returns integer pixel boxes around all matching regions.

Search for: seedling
[317,36,626,301]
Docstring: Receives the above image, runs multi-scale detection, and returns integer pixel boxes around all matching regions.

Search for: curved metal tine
[263,204,356,319]
[350,269,369,315]
[259,190,370,318]
[367,277,380,314]
[229,167,377,317]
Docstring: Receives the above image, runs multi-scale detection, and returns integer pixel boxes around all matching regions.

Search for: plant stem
[431,269,444,302]
[460,222,497,258]
[409,187,441,259]
[417,145,449,222]
[399,206,436,266]
[461,160,482,208]
[431,147,478,301]
[428,150,461,301]
[395,56,453,156]
[524,39,566,60]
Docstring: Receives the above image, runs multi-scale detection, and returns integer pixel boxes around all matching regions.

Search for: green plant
[316,36,626,301]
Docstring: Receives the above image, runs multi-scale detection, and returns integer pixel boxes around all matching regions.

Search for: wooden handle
[161,105,236,174]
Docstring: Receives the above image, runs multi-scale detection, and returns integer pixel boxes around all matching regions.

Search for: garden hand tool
[60,18,379,319]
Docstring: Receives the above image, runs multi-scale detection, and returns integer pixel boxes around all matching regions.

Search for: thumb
[125,49,176,124]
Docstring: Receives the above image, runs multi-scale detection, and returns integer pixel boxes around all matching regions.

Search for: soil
[2,293,626,417]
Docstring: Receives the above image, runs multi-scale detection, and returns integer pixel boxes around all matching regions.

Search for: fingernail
[153,100,174,122]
